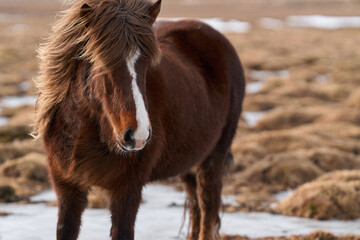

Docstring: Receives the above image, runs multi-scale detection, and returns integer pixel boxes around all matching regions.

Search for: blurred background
[0,0,360,239]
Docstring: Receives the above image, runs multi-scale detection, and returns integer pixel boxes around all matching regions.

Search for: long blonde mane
[32,0,161,138]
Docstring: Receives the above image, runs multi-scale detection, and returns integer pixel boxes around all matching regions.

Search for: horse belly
[149,85,228,180]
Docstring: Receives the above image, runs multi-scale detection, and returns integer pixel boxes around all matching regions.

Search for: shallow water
[2,184,359,240]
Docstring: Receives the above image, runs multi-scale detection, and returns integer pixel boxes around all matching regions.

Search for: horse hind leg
[181,173,201,240]
[196,150,228,240]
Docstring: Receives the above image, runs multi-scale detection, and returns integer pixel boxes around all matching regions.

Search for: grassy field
[0,0,360,239]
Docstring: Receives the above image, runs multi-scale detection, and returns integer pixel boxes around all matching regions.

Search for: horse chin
[108,140,139,153]
[118,142,143,153]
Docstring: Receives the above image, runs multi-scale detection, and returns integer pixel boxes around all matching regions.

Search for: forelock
[78,0,161,71]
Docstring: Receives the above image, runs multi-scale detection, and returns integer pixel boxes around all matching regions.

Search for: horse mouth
[118,142,145,152]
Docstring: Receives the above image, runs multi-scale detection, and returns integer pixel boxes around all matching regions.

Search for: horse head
[77,0,161,152]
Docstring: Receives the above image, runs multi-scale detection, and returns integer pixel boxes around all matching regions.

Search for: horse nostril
[123,127,135,147]
[146,128,152,143]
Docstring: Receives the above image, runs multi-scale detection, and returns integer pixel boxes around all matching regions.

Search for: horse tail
[179,197,191,238]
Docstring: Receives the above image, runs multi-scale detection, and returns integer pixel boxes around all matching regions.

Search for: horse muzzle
[118,127,152,152]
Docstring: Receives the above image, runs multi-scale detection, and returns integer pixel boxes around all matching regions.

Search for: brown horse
[33,0,245,239]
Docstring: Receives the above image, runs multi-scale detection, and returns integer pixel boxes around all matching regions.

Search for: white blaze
[126,49,150,148]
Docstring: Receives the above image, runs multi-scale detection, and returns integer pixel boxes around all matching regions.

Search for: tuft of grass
[276,170,360,220]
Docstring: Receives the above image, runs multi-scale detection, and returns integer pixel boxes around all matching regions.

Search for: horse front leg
[109,184,143,240]
[53,177,88,240]
[196,152,226,240]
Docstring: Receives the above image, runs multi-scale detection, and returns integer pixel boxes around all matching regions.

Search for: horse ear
[148,0,162,25]
[80,3,93,19]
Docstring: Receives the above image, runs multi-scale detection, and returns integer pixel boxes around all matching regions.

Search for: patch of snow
[243,111,267,127]
[7,24,27,34]
[0,13,21,21]
[200,18,251,33]
[315,74,329,84]
[270,190,294,208]
[247,81,264,94]
[18,81,30,91]
[222,212,360,237]
[0,116,8,126]
[260,16,360,30]
[1,184,360,239]
[158,17,251,33]
[30,190,57,203]
[259,18,285,29]
[250,70,289,82]
[286,15,360,29]
[247,70,289,94]
[274,190,293,202]
[0,95,36,108]
[222,195,238,207]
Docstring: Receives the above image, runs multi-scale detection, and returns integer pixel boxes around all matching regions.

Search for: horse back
[156,19,245,101]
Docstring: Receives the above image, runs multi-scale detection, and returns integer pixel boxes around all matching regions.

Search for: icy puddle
[1,184,360,240]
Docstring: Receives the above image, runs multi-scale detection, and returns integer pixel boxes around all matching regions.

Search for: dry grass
[276,170,360,220]
[316,170,360,182]
[0,152,49,202]
[317,108,360,126]
[0,211,10,216]
[0,152,47,182]
[306,148,360,172]
[0,106,34,143]
[87,187,111,209]
[229,119,360,212]
[345,87,360,110]
[0,139,43,164]
[0,184,19,202]
[238,152,323,188]
[254,106,327,131]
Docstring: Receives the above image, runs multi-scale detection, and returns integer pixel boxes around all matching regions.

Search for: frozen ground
[1,184,360,240]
